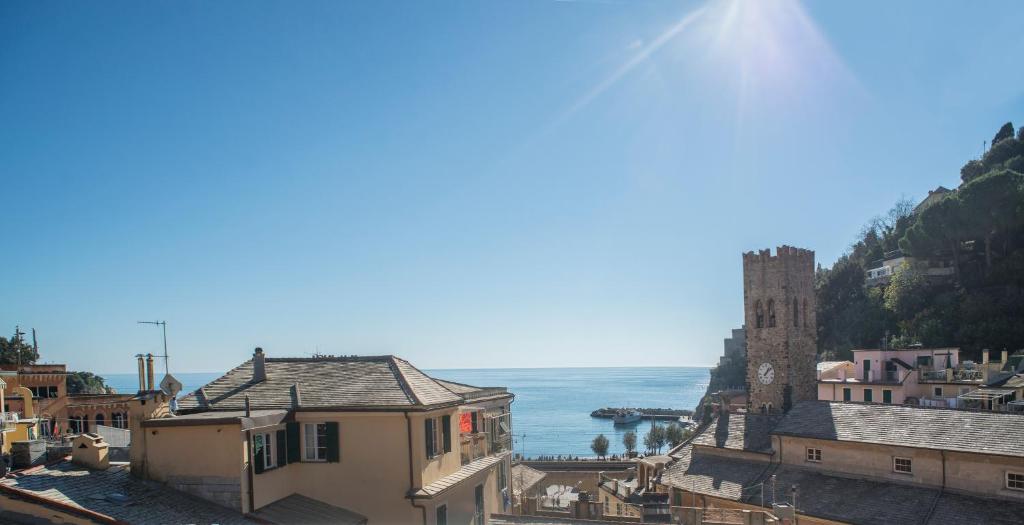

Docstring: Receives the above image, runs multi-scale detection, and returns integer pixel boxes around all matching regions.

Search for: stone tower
[742,246,817,413]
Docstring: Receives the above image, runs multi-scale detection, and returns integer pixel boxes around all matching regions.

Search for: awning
[958,388,1016,401]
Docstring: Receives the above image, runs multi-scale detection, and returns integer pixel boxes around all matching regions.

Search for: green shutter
[425,418,435,458]
[864,389,873,403]
[253,435,265,474]
[286,422,300,463]
[276,429,287,467]
[883,390,892,404]
[442,415,452,453]
[326,422,340,463]
[843,388,851,401]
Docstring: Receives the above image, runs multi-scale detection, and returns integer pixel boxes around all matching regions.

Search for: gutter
[405,411,428,525]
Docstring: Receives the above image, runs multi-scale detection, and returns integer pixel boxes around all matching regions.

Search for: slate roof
[251,493,367,525]
[512,464,547,496]
[489,514,630,524]
[773,401,1024,458]
[689,412,779,454]
[661,444,1024,525]
[177,355,471,412]
[0,461,254,524]
[411,453,509,498]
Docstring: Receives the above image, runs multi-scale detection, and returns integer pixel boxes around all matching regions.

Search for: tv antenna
[137,320,170,375]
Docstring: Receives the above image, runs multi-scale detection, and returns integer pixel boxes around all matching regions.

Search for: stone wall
[743,246,817,412]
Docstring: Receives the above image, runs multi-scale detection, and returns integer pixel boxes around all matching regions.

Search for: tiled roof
[489,514,630,524]
[689,412,779,454]
[252,493,367,525]
[661,444,1024,525]
[176,355,465,412]
[490,514,630,524]
[512,464,547,495]
[411,453,509,498]
[0,461,253,524]
[773,401,1024,458]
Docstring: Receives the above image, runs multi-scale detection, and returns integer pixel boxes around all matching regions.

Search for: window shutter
[286,422,300,463]
[425,418,435,458]
[326,422,340,463]
[253,437,265,475]
[276,429,287,467]
[442,415,452,453]
[471,412,478,433]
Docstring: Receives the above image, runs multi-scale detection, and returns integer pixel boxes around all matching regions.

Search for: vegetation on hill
[0,329,39,366]
[818,122,1024,361]
[66,371,111,394]
[697,121,1024,418]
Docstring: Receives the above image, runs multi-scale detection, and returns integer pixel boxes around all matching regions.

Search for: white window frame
[302,422,329,462]
[256,431,276,469]
[428,416,444,458]
[806,448,822,462]
[1007,471,1024,491]
[893,456,912,474]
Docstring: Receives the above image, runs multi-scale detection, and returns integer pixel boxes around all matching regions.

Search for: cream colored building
[130,348,514,524]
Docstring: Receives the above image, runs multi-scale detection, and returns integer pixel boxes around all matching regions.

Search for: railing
[1,412,19,432]
[460,433,489,465]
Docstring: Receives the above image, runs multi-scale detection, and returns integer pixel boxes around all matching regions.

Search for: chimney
[146,354,155,391]
[253,347,267,383]
[136,355,146,392]
[1002,350,1009,364]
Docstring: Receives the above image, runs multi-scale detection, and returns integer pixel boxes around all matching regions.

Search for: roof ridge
[387,356,422,405]
[393,356,463,399]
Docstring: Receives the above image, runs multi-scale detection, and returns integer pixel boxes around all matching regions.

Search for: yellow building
[131,348,514,524]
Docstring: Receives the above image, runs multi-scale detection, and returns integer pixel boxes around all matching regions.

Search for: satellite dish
[160,373,183,397]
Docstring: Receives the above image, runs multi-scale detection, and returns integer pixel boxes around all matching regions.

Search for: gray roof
[689,412,779,454]
[0,461,253,524]
[489,514,628,524]
[412,453,508,499]
[177,355,480,412]
[773,401,1024,458]
[252,493,367,525]
[661,444,1024,525]
[512,464,547,495]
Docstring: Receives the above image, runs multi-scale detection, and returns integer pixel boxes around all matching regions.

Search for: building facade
[743,246,817,413]
[129,348,514,524]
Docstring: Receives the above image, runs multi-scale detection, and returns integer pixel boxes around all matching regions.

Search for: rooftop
[512,463,548,496]
[411,452,509,499]
[688,412,779,454]
[0,461,253,524]
[250,493,367,525]
[773,401,1024,458]
[177,354,510,413]
[662,444,1024,525]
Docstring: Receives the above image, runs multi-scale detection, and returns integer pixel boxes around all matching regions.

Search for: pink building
[817,347,1006,407]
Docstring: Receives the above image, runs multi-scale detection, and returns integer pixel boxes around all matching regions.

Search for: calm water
[103,366,710,458]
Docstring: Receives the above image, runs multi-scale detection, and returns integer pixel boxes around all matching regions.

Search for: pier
[590,407,693,421]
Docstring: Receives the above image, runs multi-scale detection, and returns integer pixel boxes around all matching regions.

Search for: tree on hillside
[622,431,637,457]
[67,372,109,394]
[591,434,610,459]
[958,170,1024,271]
[993,122,1015,147]
[0,329,39,366]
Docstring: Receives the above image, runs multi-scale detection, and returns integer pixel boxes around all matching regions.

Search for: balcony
[460,433,489,465]
[1,411,19,433]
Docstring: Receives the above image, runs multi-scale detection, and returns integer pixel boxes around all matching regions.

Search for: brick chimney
[253,347,267,383]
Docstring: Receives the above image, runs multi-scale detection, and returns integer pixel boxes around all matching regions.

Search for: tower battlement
[742,245,815,265]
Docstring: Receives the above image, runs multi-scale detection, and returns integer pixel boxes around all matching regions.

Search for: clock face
[757,362,775,385]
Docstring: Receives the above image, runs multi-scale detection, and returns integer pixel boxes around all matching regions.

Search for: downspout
[921,450,946,525]
[406,412,428,525]
[245,395,256,515]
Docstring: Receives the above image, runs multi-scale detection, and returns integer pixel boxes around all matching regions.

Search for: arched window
[755,300,765,328]
[95,414,105,428]
[767,299,776,327]
[802,299,808,328]
[112,412,126,429]
[793,298,799,327]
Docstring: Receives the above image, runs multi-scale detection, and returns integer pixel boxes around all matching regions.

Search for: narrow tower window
[755,300,765,328]
[793,298,799,327]
[767,299,776,327]
[802,299,808,328]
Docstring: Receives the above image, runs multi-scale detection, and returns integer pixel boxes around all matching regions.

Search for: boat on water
[612,409,643,425]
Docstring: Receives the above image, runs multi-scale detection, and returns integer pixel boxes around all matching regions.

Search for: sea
[102,366,710,458]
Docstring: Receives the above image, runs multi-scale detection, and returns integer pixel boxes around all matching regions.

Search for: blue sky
[2,1,1023,373]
